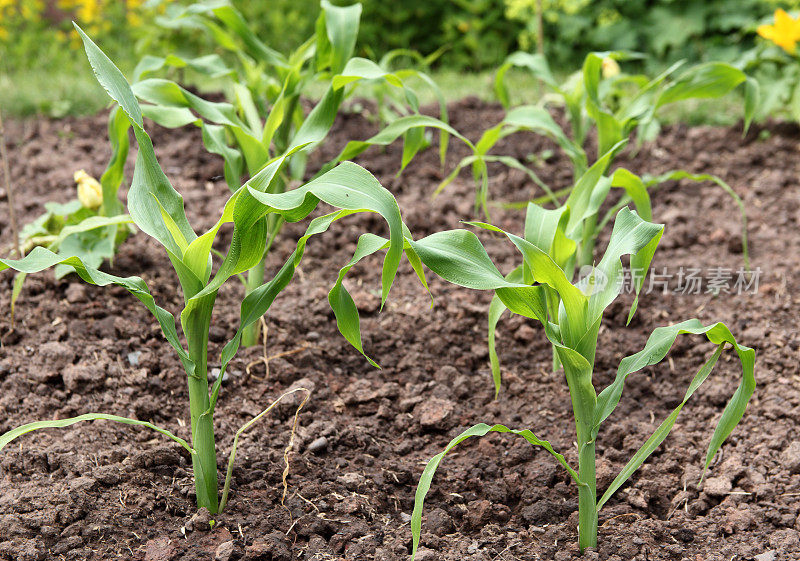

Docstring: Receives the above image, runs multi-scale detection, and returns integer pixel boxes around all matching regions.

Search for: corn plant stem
[545,290,562,372]
[577,432,598,551]
[241,213,285,347]
[185,305,219,513]
[579,214,598,269]
[242,255,266,347]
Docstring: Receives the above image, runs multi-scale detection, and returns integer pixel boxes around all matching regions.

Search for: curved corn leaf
[0,413,193,455]
[495,51,558,108]
[76,24,197,264]
[133,53,233,82]
[318,0,360,75]
[487,266,523,397]
[646,171,749,270]
[411,423,576,560]
[100,106,130,217]
[325,114,471,176]
[657,62,747,108]
[594,320,755,509]
[503,106,586,172]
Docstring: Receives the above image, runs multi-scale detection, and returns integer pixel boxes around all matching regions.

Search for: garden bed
[0,100,798,560]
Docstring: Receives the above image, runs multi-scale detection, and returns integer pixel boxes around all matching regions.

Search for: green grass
[0,61,109,118]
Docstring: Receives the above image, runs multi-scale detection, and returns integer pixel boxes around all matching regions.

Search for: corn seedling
[438,52,754,390]
[495,51,758,167]
[0,27,422,515]
[129,0,448,347]
[405,208,755,553]
[8,107,133,319]
[438,51,758,217]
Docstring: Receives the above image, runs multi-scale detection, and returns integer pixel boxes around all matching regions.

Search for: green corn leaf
[411,423,577,560]
[657,62,747,108]
[133,53,233,82]
[333,57,403,89]
[487,266,524,397]
[594,320,755,509]
[211,3,288,69]
[501,106,586,172]
[488,293,508,397]
[330,114,471,169]
[74,24,142,129]
[494,51,558,108]
[76,25,197,262]
[644,170,749,269]
[142,104,200,128]
[132,79,248,131]
[744,77,760,133]
[583,207,663,325]
[597,346,723,511]
[608,168,652,222]
[0,413,194,455]
[10,272,25,323]
[99,106,130,217]
[202,124,244,192]
[328,232,392,368]
[49,215,134,251]
[564,140,627,237]
[210,208,400,407]
[319,0,361,75]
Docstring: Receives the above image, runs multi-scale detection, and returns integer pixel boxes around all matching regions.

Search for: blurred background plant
[3,0,800,118]
[736,8,800,122]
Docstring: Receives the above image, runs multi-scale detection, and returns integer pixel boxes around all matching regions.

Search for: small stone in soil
[414,398,455,430]
[754,552,777,561]
[215,540,235,561]
[208,368,229,384]
[127,351,141,366]
[185,508,213,532]
[702,476,732,497]
[307,436,328,454]
[415,548,438,561]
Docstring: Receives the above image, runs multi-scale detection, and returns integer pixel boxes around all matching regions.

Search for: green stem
[545,288,562,372]
[579,214,598,269]
[241,255,266,347]
[577,430,597,551]
[241,212,284,347]
[185,302,219,513]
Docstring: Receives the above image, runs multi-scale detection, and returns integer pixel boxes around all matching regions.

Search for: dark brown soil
[1,99,799,561]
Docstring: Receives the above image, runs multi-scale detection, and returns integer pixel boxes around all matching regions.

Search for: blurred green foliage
[506,0,800,70]
[4,0,800,117]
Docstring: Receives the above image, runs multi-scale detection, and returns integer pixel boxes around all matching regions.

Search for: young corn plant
[0,27,420,514]
[8,106,134,318]
[438,51,758,217]
[485,151,751,387]
[405,208,755,553]
[438,52,754,389]
[130,0,448,347]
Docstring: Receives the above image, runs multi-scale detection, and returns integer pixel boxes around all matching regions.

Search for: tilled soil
[1,99,799,561]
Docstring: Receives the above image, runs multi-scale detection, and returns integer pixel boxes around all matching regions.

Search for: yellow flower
[758,9,800,54]
[75,170,103,210]
[601,57,621,78]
